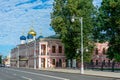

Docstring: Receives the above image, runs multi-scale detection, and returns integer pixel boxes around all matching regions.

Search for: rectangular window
[103,48,106,54]
[41,44,46,55]
[52,59,55,65]
[59,46,62,53]
[95,48,98,55]
[52,46,56,53]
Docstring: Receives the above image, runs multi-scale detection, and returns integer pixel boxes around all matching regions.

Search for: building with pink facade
[10,28,66,69]
[92,42,110,63]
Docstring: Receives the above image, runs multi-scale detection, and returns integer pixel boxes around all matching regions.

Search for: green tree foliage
[94,0,120,62]
[51,0,95,62]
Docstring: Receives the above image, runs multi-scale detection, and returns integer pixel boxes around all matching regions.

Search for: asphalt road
[0,67,118,80]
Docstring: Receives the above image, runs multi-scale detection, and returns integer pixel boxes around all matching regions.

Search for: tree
[51,0,95,63]
[94,0,120,62]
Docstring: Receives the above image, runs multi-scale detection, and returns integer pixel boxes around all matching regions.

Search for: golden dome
[28,28,36,36]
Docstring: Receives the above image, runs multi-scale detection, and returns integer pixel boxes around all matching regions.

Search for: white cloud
[0,0,55,56]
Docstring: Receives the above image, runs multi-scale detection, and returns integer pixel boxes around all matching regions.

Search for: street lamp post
[71,16,84,74]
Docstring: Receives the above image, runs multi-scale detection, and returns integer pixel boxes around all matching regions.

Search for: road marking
[22,76,32,80]
[6,68,70,80]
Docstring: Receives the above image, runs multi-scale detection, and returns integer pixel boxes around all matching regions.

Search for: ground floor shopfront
[11,57,66,69]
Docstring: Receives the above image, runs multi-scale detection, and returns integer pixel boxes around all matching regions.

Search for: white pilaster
[56,44,58,53]
[48,58,50,68]
[40,42,42,55]
[39,56,41,68]
[46,43,48,55]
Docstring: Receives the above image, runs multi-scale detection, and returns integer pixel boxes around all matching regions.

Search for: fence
[84,61,120,72]
[65,60,120,72]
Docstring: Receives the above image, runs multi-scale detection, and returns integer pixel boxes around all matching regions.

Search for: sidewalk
[38,68,120,78]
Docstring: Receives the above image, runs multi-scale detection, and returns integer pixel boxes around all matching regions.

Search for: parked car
[0,64,5,67]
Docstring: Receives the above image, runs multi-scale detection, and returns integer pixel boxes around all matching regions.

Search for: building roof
[27,34,33,39]
[46,34,60,39]
[20,35,26,40]
[28,28,36,36]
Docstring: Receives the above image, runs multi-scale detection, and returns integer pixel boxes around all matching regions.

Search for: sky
[0,0,101,57]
